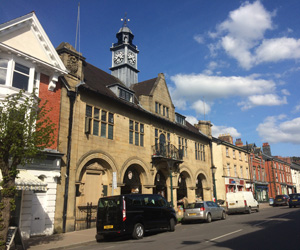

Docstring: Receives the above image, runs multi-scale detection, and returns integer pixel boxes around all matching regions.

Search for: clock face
[114,51,124,64]
[128,52,136,65]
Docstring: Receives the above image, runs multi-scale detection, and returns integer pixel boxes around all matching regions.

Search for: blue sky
[1,0,300,157]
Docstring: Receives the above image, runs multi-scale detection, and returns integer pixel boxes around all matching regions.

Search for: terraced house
[212,134,251,202]
[0,13,67,238]
[54,20,214,233]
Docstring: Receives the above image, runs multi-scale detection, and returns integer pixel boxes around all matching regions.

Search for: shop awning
[0,170,47,191]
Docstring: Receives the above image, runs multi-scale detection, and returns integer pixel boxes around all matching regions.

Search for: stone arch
[76,150,117,182]
[153,170,168,199]
[195,170,211,201]
[120,157,150,185]
[75,150,117,208]
[120,157,151,194]
[176,166,192,202]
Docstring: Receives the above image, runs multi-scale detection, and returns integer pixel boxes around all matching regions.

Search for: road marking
[206,229,243,242]
[254,220,271,226]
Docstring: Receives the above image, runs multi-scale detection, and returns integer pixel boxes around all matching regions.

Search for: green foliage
[0,89,56,235]
[0,89,56,170]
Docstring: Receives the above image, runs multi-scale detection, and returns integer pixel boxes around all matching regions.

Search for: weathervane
[121,13,130,27]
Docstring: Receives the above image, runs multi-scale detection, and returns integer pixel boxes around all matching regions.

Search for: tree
[0,89,55,249]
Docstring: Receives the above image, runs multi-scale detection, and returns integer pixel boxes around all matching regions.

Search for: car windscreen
[187,203,204,209]
[289,194,300,199]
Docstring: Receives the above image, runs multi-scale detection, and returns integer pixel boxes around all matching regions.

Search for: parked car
[288,193,300,208]
[95,194,177,241]
[226,191,259,214]
[273,195,289,206]
[182,201,226,223]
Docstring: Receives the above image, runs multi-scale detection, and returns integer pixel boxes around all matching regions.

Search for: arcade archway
[153,170,167,199]
[121,165,142,194]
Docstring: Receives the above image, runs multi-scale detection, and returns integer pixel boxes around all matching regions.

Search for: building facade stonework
[54,24,214,233]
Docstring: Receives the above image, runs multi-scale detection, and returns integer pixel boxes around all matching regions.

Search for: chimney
[194,120,212,138]
[218,134,233,144]
[262,142,272,156]
[235,138,243,146]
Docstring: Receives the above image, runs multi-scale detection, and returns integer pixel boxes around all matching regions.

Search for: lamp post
[211,165,217,202]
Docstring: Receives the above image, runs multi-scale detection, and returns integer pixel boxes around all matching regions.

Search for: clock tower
[110,15,139,88]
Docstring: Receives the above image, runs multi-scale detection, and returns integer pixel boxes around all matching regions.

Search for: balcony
[151,144,183,161]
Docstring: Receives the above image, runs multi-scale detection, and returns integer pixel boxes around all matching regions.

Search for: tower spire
[110,14,139,88]
[121,12,130,27]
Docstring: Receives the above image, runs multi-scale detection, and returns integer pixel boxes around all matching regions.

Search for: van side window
[156,196,167,207]
[132,199,142,206]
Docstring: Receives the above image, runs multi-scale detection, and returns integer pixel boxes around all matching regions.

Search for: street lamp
[211,165,217,201]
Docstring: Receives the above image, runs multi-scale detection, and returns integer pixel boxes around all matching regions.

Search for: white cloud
[218,1,273,41]
[194,34,205,44]
[238,94,287,110]
[207,1,300,69]
[255,37,300,64]
[212,1,273,69]
[191,99,211,115]
[171,73,275,100]
[212,124,241,138]
[257,116,300,144]
[292,104,300,113]
[172,98,187,110]
[185,116,198,126]
[281,89,290,95]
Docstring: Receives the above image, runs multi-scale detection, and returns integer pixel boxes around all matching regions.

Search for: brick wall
[38,74,61,150]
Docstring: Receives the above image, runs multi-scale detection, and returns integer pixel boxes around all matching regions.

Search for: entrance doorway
[177,173,187,201]
[121,166,142,194]
[196,174,206,200]
[153,170,167,199]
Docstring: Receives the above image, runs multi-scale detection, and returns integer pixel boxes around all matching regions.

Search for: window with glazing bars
[85,105,114,139]
[129,120,144,146]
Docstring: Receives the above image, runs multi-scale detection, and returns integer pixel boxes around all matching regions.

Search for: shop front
[225,178,245,193]
[254,183,269,202]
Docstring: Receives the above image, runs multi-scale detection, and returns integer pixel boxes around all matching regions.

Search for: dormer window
[175,112,186,125]
[119,88,133,102]
[108,83,134,103]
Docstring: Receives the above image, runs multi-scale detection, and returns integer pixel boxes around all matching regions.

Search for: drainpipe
[63,90,76,233]
[209,141,217,201]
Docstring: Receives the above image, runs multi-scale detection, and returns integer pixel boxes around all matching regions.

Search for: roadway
[65,206,300,250]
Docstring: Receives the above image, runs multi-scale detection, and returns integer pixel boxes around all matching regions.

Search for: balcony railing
[152,144,183,161]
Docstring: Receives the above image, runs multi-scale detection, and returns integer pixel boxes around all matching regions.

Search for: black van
[96,194,177,240]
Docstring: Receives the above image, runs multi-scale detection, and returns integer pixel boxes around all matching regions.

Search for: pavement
[22,202,272,250]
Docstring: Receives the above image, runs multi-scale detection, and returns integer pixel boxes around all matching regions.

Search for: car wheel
[132,223,144,240]
[289,204,292,208]
[206,213,212,223]
[247,207,251,214]
[221,211,226,220]
[168,218,175,232]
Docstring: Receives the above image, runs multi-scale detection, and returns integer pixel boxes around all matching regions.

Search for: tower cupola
[110,14,139,88]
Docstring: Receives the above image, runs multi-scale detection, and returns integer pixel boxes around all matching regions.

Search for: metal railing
[152,144,183,160]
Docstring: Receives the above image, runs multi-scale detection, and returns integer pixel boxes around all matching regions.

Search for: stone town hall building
[54,20,214,232]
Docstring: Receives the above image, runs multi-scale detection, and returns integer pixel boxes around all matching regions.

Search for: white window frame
[0,54,39,94]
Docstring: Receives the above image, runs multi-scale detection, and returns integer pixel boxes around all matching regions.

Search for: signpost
[112,172,117,195]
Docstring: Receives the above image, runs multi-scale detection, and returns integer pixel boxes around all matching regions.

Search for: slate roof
[131,77,157,97]
[77,60,210,141]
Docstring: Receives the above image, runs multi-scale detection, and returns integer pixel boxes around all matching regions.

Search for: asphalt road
[67,206,300,250]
